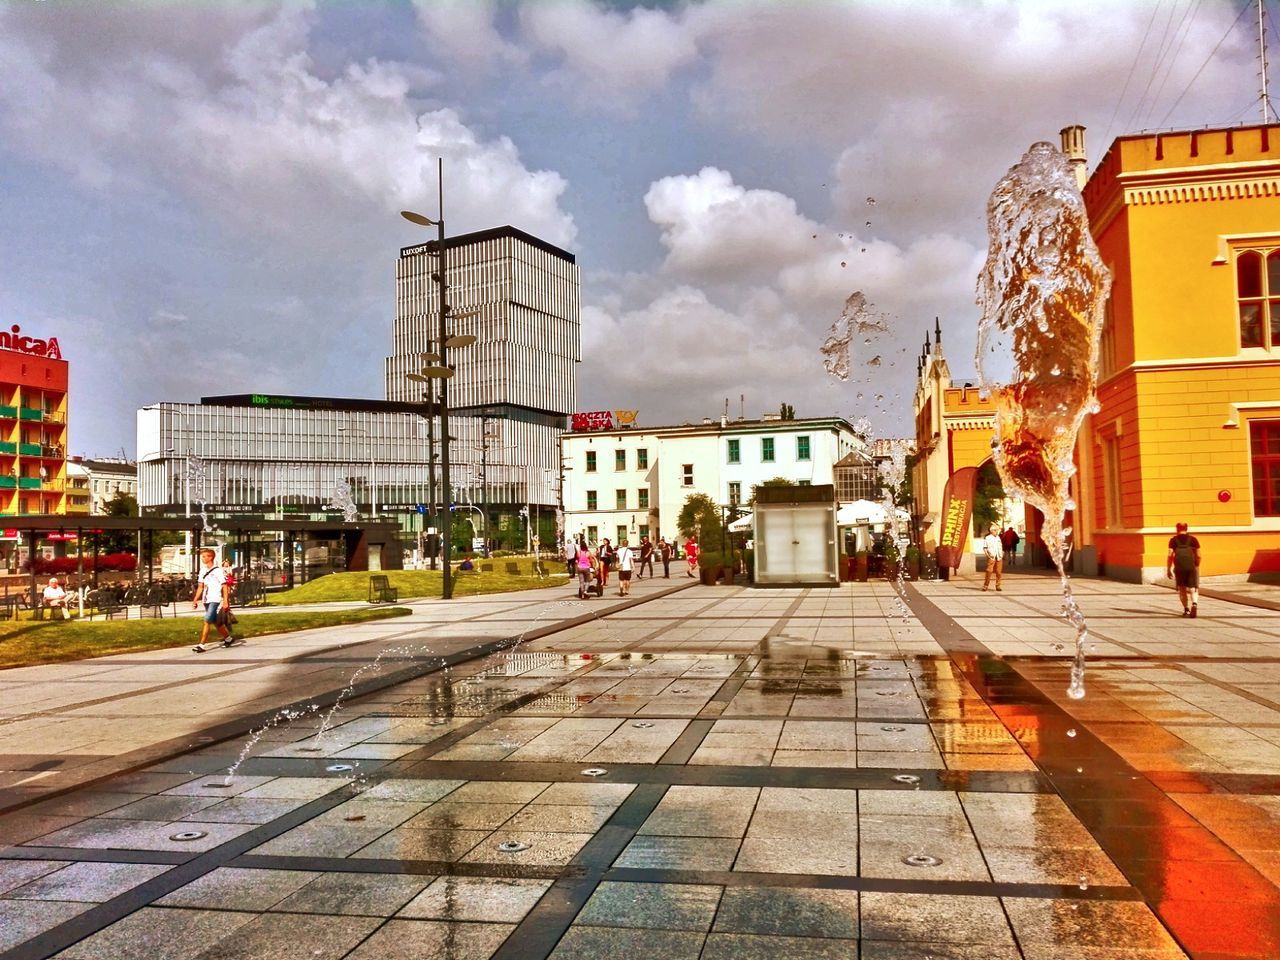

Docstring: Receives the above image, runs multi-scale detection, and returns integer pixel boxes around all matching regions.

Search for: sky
[0,0,1264,457]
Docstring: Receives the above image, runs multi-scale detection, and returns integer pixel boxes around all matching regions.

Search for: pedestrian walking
[598,538,614,589]
[638,536,655,579]
[685,537,699,578]
[564,537,577,577]
[1000,526,1020,567]
[192,548,235,652]
[616,538,635,596]
[659,537,672,578]
[575,540,596,599]
[1166,522,1201,618]
[981,523,1003,592]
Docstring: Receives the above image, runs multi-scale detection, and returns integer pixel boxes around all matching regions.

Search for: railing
[17,477,41,490]
[0,406,16,419]
[0,477,16,490]
[18,408,42,421]
[0,442,15,455]
[18,443,40,457]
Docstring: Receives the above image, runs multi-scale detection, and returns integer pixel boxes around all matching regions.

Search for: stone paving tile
[157,867,318,911]
[637,786,759,838]
[180,797,311,824]
[6,861,170,903]
[0,899,91,951]
[352,826,490,862]
[712,885,858,938]
[344,918,514,960]
[614,835,741,871]
[463,830,595,866]
[53,906,258,959]
[355,778,466,802]
[272,872,431,916]
[187,911,382,960]
[254,822,393,859]
[860,892,1017,945]
[0,858,68,895]
[548,926,705,960]
[861,943,1022,960]
[1002,898,1188,952]
[575,881,721,931]
[734,835,860,874]
[403,800,523,830]
[28,817,258,853]
[399,875,551,922]
[700,933,858,960]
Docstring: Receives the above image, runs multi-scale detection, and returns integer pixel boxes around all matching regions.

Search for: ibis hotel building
[0,326,69,517]
[138,226,580,544]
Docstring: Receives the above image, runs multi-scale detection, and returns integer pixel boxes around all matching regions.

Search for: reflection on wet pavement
[3,576,1280,958]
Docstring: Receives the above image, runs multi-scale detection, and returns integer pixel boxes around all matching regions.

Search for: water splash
[821,292,887,380]
[976,141,1111,700]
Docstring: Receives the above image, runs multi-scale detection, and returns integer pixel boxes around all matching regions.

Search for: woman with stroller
[575,538,598,600]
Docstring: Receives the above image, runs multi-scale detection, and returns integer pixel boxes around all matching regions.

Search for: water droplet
[868,355,881,367]
[865,197,876,205]
[1067,728,1077,738]
[840,261,847,268]
[1078,874,1089,890]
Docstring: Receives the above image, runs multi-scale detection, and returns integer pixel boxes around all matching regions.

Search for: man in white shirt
[982,522,1004,592]
[191,548,233,652]
[42,578,68,618]
[615,538,635,596]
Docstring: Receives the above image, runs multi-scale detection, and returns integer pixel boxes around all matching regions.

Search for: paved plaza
[0,570,1278,959]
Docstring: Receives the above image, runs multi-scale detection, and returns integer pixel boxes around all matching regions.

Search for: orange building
[0,327,69,517]
[1077,122,1280,581]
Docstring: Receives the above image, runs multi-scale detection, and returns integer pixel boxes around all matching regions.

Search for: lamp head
[400,210,437,227]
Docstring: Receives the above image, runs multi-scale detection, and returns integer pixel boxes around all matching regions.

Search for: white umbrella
[837,500,887,525]
[728,512,753,532]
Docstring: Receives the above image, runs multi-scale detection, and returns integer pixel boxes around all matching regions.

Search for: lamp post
[402,161,478,600]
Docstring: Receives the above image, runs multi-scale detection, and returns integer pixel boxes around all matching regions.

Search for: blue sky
[0,0,1258,456]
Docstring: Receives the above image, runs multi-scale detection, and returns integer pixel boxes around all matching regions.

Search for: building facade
[386,225,580,514]
[1075,122,1280,580]
[80,458,138,514]
[0,329,68,517]
[562,415,863,545]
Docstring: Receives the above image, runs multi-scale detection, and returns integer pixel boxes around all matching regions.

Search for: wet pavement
[0,572,1278,959]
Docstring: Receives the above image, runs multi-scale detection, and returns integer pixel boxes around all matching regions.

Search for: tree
[678,492,723,547]
[779,402,796,420]
[972,460,1006,536]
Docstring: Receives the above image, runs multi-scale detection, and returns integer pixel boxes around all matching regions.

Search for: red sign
[936,466,977,570]
[572,411,614,432]
[0,325,61,360]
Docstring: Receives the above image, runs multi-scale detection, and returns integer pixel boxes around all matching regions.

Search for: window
[798,479,811,486]
[762,437,775,462]
[682,464,694,486]
[617,525,628,544]
[796,436,811,461]
[1102,435,1123,527]
[638,488,649,509]
[639,524,650,539]
[616,488,627,509]
[637,448,648,469]
[586,490,597,510]
[1236,248,1280,349]
[587,525,598,542]
[1099,285,1117,379]
[615,449,626,471]
[1251,421,1280,516]
[585,450,597,472]
[728,482,741,505]
[727,438,740,464]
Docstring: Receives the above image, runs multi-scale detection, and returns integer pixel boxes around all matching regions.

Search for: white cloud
[519,0,700,99]
[413,0,527,68]
[0,3,575,247]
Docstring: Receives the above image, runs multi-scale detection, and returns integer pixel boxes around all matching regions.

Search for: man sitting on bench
[42,577,68,618]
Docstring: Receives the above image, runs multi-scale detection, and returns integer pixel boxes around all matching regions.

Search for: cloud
[412,0,527,69]
[519,0,700,100]
[0,3,575,247]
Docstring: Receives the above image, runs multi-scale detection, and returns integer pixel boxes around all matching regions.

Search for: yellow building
[1077,122,1280,580]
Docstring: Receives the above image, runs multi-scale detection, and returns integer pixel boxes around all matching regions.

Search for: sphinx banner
[936,466,977,570]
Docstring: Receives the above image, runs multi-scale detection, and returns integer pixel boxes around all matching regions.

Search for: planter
[722,568,735,585]
[906,559,921,581]
[854,556,869,582]
[884,561,901,581]
[699,566,717,585]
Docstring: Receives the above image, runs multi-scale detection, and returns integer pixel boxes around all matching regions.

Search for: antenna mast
[1261,0,1273,123]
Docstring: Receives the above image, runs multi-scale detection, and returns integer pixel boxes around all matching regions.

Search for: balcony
[0,477,15,490]
[0,442,15,455]
[42,411,65,425]
[18,443,41,457]
[18,408,42,422]
[0,406,16,419]
[17,477,41,490]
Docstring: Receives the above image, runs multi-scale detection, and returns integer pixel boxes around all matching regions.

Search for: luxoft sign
[0,325,62,360]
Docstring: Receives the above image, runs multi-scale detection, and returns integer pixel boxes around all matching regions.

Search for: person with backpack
[1166,522,1201,618]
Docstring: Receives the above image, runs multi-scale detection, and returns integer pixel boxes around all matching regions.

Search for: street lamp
[401,161,481,599]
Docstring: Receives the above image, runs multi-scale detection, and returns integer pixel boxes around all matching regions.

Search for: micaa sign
[0,325,61,360]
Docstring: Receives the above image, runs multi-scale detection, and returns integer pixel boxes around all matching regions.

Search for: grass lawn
[266,562,569,605]
[0,606,413,670]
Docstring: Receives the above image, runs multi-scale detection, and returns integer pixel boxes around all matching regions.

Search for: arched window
[1236,249,1280,349]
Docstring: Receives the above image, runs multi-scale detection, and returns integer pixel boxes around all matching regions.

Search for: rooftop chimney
[1060,125,1087,190]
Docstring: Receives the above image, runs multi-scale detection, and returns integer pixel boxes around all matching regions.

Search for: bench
[504,562,522,576]
[368,574,398,603]
[479,562,494,573]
